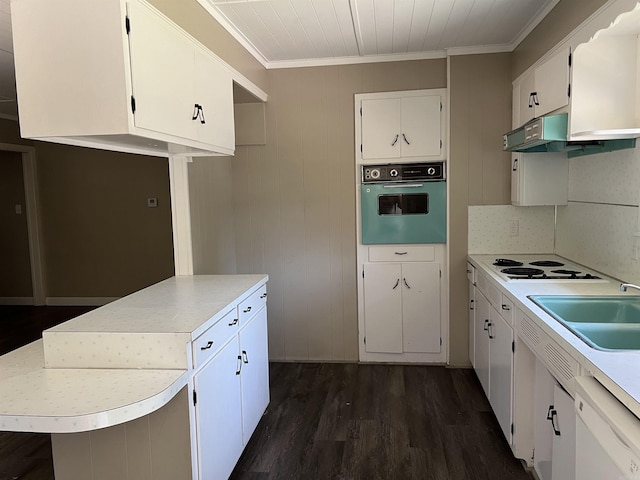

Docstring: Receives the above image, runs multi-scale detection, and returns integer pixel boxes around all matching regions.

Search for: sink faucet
[620,283,640,292]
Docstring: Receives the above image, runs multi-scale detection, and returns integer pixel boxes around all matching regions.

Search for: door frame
[0,143,45,305]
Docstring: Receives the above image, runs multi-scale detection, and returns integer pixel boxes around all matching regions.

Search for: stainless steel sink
[528,295,640,351]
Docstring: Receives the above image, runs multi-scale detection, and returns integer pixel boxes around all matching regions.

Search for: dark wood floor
[0,307,533,480]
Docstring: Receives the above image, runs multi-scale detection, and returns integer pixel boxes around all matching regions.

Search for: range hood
[503,113,636,158]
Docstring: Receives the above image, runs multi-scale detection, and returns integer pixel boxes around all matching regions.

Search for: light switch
[147,198,158,208]
[15,204,22,215]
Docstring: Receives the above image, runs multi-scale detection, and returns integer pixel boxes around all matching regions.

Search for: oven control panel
[362,162,446,183]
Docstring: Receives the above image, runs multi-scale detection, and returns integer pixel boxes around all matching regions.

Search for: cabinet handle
[483,319,490,331]
[546,405,561,435]
[487,322,494,339]
[243,306,252,313]
[392,279,400,290]
[395,252,408,256]
[200,341,214,351]
[391,134,399,146]
[470,299,474,311]
[228,318,239,326]
[528,92,539,108]
[402,133,410,145]
[192,103,200,120]
[512,158,518,171]
[198,105,206,124]
[260,293,267,299]
[501,304,511,311]
[242,350,249,364]
[236,355,242,375]
[403,278,411,289]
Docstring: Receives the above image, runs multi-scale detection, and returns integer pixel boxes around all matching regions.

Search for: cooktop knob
[427,167,436,175]
[370,169,380,179]
[389,169,399,177]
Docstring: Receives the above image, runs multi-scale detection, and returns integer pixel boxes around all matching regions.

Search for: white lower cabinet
[194,336,244,480]
[363,262,441,354]
[473,284,514,444]
[193,295,269,479]
[550,383,576,480]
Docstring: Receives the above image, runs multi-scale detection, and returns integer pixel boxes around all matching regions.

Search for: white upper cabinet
[513,47,571,128]
[359,90,445,162]
[511,153,568,206]
[11,0,235,157]
[569,3,640,140]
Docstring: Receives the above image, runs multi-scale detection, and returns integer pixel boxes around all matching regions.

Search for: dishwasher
[574,376,640,480]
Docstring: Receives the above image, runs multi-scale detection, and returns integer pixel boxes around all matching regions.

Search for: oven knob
[370,169,380,179]
[427,167,436,175]
[389,169,399,177]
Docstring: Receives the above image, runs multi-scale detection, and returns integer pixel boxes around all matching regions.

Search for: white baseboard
[45,297,120,306]
[0,297,35,305]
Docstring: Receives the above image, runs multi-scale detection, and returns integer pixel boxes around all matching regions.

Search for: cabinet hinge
[360,106,362,116]
[568,52,572,67]
[439,269,442,278]
[440,102,442,112]
[567,83,571,98]
[125,16,130,35]
[192,389,197,406]
[512,341,515,353]
[362,269,365,278]
[131,96,136,114]
[360,144,363,153]
[364,336,366,345]
[440,139,442,149]
[511,423,514,435]
[440,337,442,346]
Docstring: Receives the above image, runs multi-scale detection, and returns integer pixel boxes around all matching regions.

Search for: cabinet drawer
[239,284,267,325]
[499,294,514,326]
[476,272,501,309]
[466,262,476,284]
[193,309,239,369]
[369,246,435,262]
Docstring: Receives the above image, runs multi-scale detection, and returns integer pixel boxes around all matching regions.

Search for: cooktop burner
[501,267,545,277]
[530,260,564,267]
[493,258,523,267]
[552,269,581,275]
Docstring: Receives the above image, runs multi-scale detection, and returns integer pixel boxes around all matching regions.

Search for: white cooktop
[480,254,610,283]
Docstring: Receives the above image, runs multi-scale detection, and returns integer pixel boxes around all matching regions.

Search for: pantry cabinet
[357,90,445,162]
[511,152,568,206]
[513,47,571,128]
[11,0,234,157]
[363,261,441,354]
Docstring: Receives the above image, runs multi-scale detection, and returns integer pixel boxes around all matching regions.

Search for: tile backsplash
[468,205,555,254]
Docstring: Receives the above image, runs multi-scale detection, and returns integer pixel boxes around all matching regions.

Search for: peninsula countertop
[0,274,268,433]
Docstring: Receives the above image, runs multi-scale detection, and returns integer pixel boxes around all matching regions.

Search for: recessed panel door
[363,263,403,353]
[401,262,440,353]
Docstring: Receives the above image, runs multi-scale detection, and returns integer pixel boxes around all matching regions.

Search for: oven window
[378,193,429,215]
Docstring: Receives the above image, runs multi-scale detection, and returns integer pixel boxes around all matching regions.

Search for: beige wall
[0,119,175,301]
[512,0,608,79]
[0,150,32,298]
[449,53,513,366]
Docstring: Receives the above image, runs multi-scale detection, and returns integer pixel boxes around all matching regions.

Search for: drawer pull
[243,306,252,313]
[228,318,239,326]
[236,356,242,375]
[395,251,408,255]
[200,341,214,351]
[547,405,561,436]
[501,304,511,311]
[260,293,267,299]
[242,350,249,364]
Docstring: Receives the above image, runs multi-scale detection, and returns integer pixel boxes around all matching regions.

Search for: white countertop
[469,254,640,418]
[0,274,268,433]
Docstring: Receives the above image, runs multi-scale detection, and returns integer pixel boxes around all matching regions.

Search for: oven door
[361,182,446,244]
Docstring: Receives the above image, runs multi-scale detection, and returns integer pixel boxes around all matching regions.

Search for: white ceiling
[0,0,560,120]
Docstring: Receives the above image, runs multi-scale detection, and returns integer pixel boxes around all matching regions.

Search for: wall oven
[360,162,446,244]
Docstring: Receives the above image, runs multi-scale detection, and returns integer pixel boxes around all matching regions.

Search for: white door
[551,384,576,480]
[534,47,570,118]
[473,291,490,397]
[400,95,441,158]
[127,0,195,140]
[361,98,401,160]
[533,360,555,480]
[468,281,475,367]
[489,307,514,444]
[517,71,536,126]
[194,336,243,480]
[363,263,403,353]
[239,307,270,444]
[401,262,440,353]
[194,47,235,149]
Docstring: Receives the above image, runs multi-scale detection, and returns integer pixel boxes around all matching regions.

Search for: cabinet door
[361,98,401,160]
[401,262,440,353]
[363,263,403,353]
[489,307,514,444]
[400,95,442,158]
[194,47,235,150]
[512,153,568,206]
[551,384,576,480]
[473,291,490,397]
[127,0,196,140]
[239,307,270,444]
[517,71,536,126]
[534,47,570,118]
[468,282,475,367]
[193,336,243,480]
[533,359,555,480]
